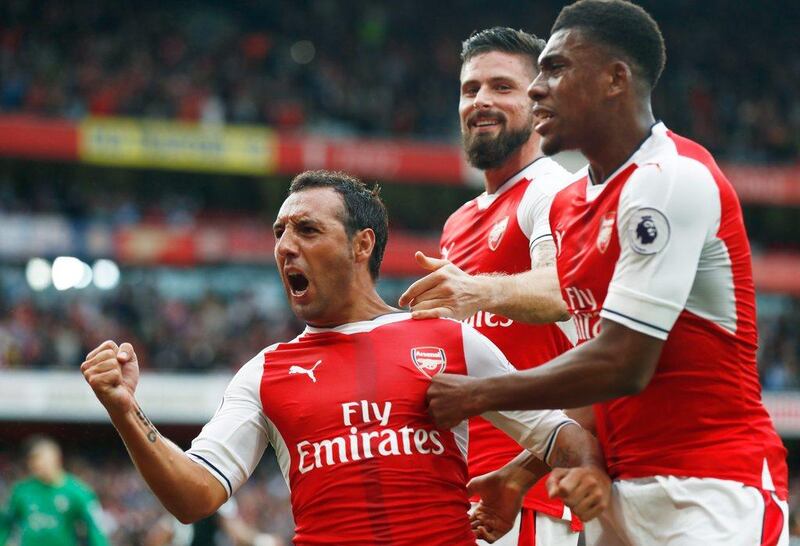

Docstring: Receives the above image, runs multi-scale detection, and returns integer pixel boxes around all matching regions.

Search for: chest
[19,487,76,529]
[550,172,632,322]
[259,332,459,444]
[442,187,530,275]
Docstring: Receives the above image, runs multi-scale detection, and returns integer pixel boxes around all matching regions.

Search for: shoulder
[65,475,97,499]
[624,155,719,204]
[443,199,477,230]
[527,158,574,194]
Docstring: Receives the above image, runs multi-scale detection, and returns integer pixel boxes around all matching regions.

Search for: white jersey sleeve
[461,323,576,463]
[517,159,573,259]
[186,348,274,497]
[600,158,721,340]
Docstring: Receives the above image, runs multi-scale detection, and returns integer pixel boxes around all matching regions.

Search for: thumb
[117,342,136,363]
[466,475,485,497]
[546,467,568,498]
[415,251,449,271]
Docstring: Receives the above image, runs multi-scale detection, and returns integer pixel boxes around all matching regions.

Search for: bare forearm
[548,424,604,469]
[478,267,569,323]
[501,449,551,491]
[476,320,662,412]
[495,423,602,491]
[109,403,224,523]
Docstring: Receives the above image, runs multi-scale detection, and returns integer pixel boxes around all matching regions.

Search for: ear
[352,228,376,267]
[607,60,633,98]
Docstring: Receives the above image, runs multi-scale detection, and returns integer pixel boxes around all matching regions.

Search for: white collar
[582,122,668,201]
[476,157,560,211]
[303,311,411,336]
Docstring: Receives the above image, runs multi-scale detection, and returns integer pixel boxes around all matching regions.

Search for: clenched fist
[547,465,611,521]
[426,373,487,429]
[81,340,140,417]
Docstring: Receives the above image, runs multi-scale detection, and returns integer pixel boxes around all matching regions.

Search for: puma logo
[289,360,323,383]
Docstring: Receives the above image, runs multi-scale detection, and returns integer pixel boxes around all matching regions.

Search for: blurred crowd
[0,0,798,161]
[0,272,798,390]
[0,284,302,373]
[0,448,294,545]
[1,443,800,544]
[759,297,800,391]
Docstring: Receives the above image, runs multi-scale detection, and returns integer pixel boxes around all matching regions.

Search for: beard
[462,115,533,170]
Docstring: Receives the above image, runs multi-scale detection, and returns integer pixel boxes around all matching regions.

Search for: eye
[273,227,284,238]
[462,86,479,97]
[495,84,512,91]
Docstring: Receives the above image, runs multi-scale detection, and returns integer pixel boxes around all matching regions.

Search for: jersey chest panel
[550,167,634,343]
[442,181,531,276]
[258,320,475,544]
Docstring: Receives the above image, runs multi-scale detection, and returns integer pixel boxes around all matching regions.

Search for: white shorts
[475,507,578,546]
[584,476,788,546]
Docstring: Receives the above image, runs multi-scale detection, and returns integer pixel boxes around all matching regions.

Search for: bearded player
[80,170,609,546]
[399,28,580,546]
[426,2,789,545]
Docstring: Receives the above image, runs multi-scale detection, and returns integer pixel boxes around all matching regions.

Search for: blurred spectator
[0,449,293,546]
[0,437,108,546]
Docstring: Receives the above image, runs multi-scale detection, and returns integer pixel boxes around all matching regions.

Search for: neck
[585,103,656,185]
[39,471,65,486]
[307,284,396,328]
[483,136,543,194]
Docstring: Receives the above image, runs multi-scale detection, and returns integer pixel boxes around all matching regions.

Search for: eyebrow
[461,75,518,88]
[273,216,321,230]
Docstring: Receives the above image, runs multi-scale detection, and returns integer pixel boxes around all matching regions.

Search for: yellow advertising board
[79,117,275,175]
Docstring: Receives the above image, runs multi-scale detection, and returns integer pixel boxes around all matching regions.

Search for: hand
[81,340,140,417]
[426,373,486,429]
[546,465,611,521]
[398,251,484,320]
[468,468,526,543]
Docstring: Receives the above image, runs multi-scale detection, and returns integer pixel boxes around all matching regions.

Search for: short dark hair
[288,170,388,280]
[461,27,546,71]
[552,0,666,89]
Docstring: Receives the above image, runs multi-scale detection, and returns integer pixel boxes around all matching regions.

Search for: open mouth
[287,273,310,296]
[533,108,556,132]
[469,112,504,130]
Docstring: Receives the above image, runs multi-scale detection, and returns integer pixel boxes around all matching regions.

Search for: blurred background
[0,0,799,543]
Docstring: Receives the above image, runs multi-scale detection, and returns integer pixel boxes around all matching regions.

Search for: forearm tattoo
[531,240,557,269]
[134,405,159,443]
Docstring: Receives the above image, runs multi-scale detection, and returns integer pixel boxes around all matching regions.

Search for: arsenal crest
[488,216,509,251]
[596,211,616,254]
[411,347,447,378]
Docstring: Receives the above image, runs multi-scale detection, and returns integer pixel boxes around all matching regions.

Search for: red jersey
[549,123,788,497]
[187,313,574,545]
[441,158,577,518]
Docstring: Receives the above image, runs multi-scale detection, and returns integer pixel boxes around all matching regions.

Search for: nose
[528,73,547,102]
[274,229,299,261]
[473,86,493,110]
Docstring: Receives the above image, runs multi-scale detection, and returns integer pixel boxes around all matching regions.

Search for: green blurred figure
[0,437,109,546]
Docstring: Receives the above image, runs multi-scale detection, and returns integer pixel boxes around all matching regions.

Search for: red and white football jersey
[187,313,575,546]
[549,122,788,498]
[441,158,577,518]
